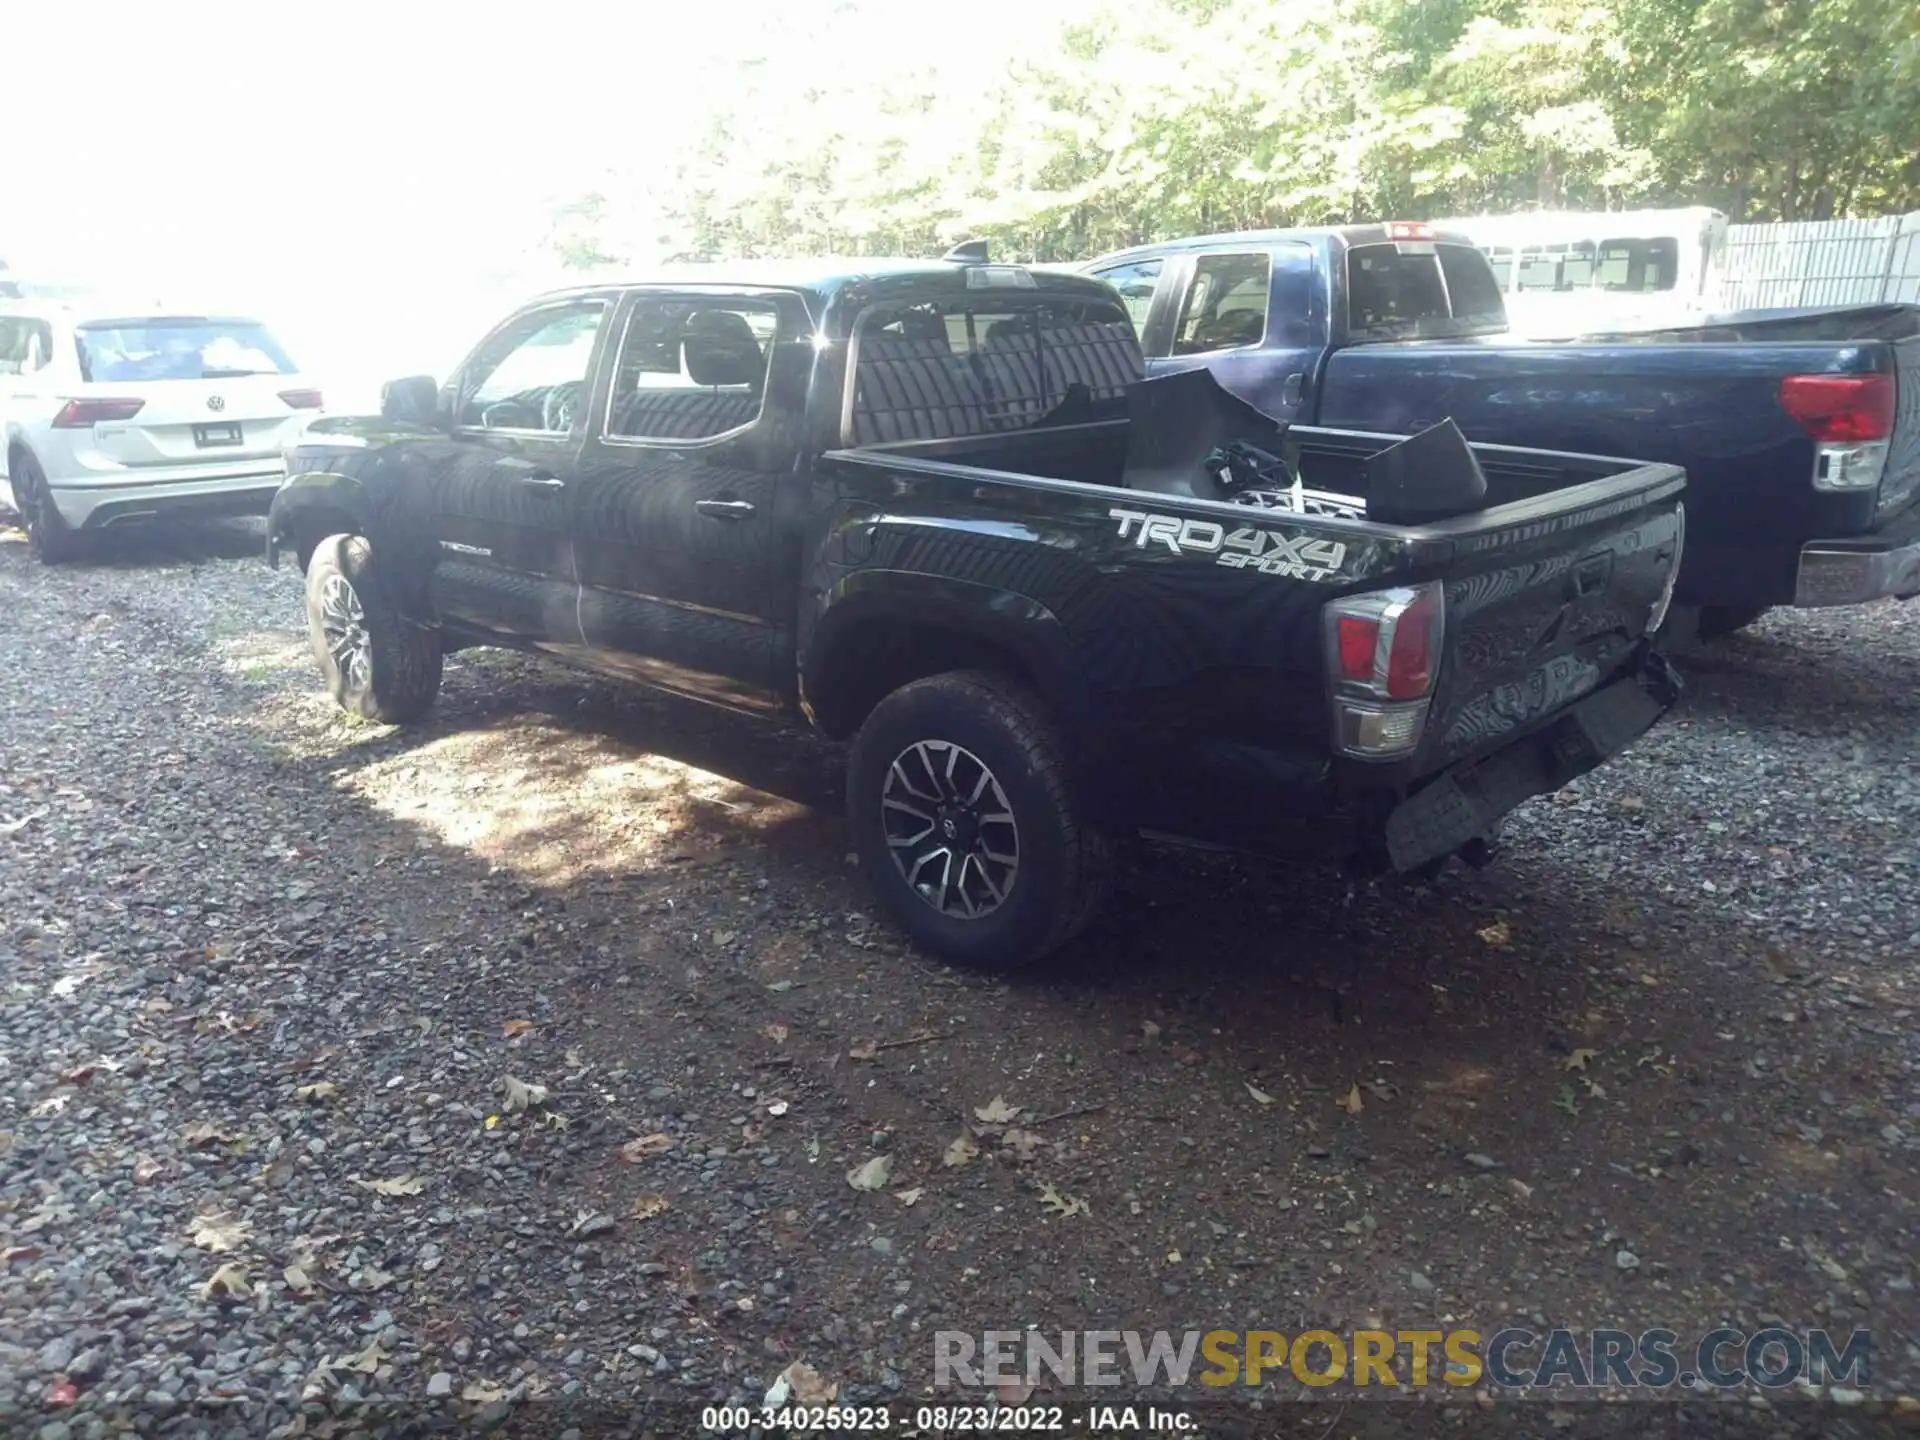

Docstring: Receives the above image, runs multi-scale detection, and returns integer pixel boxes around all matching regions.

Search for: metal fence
[1717,213,1920,310]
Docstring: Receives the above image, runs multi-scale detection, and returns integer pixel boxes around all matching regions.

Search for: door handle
[695,498,756,519]
[518,474,565,491]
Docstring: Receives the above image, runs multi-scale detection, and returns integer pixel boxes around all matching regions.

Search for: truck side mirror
[380,375,441,426]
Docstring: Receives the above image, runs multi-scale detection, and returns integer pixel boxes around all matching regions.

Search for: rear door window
[0,317,54,375]
[1346,242,1506,339]
[848,297,1142,445]
[75,319,297,382]
[1171,253,1271,355]
[605,296,777,443]
[1087,258,1164,340]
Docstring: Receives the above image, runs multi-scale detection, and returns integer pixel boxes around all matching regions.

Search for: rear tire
[847,670,1111,972]
[1696,603,1771,640]
[304,534,443,723]
[11,451,87,565]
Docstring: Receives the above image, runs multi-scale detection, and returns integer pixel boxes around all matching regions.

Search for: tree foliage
[553,0,1920,268]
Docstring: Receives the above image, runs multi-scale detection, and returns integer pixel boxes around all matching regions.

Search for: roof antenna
[942,238,990,264]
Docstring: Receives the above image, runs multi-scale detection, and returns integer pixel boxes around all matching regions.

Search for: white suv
[1,303,322,562]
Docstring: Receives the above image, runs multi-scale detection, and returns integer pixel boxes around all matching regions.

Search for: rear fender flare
[803,570,1094,741]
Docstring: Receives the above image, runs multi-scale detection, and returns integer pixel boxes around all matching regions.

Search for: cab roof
[526,256,1125,312]
[1085,222,1484,271]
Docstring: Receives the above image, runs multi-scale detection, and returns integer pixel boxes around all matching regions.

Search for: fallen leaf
[190,1209,251,1253]
[46,1379,79,1406]
[284,1264,313,1293]
[501,1075,548,1114]
[620,1133,675,1163]
[501,1019,535,1039]
[542,1112,571,1131]
[781,1360,838,1406]
[344,1339,387,1374]
[462,1380,508,1404]
[943,1132,979,1168]
[142,996,174,1016]
[200,1263,251,1300]
[352,1175,426,1197]
[1477,920,1513,949]
[1339,1083,1364,1116]
[296,1082,338,1102]
[895,1187,924,1207]
[3,1245,42,1266]
[974,1096,1019,1125]
[846,1155,892,1191]
[485,1114,501,1131]
[1507,1178,1534,1201]
[31,1095,69,1117]
[762,1023,789,1044]
[1141,1020,1162,1044]
[1565,1049,1599,1072]
[58,1064,98,1085]
[1245,1082,1275,1106]
[631,1194,671,1220]
[1038,1182,1090,1218]
[133,1153,164,1184]
[354,1267,395,1291]
[1000,1128,1044,1161]
[848,1040,879,1062]
[258,1155,293,1189]
[180,1121,237,1149]
[0,1131,10,1157]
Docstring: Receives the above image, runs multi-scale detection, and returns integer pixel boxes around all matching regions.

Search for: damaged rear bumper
[1383,648,1681,873]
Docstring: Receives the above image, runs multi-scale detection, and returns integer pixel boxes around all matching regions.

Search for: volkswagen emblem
[206,395,226,412]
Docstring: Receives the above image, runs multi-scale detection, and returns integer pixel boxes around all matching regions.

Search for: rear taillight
[51,398,145,428]
[1779,373,1895,493]
[1387,221,1435,240]
[1323,580,1445,759]
[1778,373,1894,442]
[277,388,324,410]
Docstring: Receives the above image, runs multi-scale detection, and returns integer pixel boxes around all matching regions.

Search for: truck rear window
[75,318,297,382]
[1346,243,1506,340]
[848,299,1143,446]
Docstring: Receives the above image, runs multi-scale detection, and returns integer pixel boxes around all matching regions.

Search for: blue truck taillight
[1779,372,1894,493]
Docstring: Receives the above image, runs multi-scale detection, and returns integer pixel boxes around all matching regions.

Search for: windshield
[75,318,297,382]
[1345,242,1507,341]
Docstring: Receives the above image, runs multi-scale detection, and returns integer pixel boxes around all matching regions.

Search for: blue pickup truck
[1085,223,1920,637]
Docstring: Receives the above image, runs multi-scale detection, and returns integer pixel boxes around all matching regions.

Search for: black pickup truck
[1084,224,1920,638]
[267,252,1685,969]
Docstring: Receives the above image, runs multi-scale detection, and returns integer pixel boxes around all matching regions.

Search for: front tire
[11,451,87,565]
[304,534,443,723]
[847,670,1111,972]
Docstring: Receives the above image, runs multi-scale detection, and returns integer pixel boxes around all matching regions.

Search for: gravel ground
[1,517,1915,1440]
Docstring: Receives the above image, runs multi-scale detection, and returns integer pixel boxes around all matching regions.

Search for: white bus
[1429,207,1729,337]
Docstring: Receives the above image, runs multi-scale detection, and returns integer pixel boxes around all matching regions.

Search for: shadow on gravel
[1667,625,1919,740]
[211,630,1909,1408]
[0,514,266,568]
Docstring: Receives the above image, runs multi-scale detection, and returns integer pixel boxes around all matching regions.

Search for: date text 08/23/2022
[699,1404,1191,1432]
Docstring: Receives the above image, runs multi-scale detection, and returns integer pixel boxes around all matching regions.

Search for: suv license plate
[193,422,243,447]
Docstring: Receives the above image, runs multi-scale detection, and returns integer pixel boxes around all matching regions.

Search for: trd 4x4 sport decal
[1109,507,1350,583]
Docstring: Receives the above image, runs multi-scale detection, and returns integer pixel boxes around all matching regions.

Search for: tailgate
[1416,470,1685,771]
[1878,332,1920,519]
